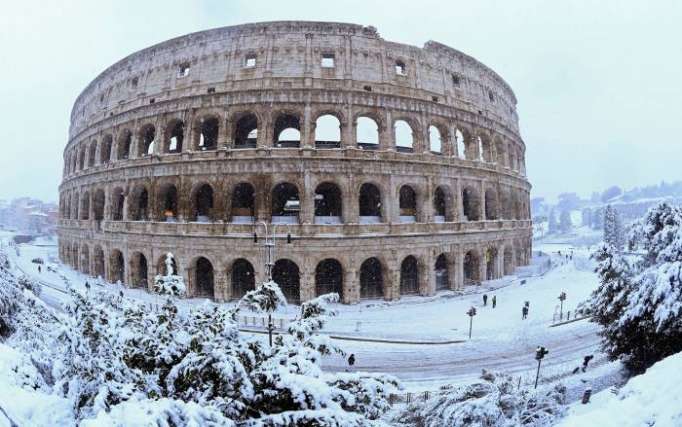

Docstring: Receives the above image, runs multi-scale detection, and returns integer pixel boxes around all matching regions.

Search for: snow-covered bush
[152,253,186,297]
[591,202,682,372]
[394,370,566,427]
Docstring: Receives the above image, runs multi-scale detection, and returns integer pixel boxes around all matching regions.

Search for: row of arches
[59,239,532,304]
[60,179,530,224]
[64,110,526,177]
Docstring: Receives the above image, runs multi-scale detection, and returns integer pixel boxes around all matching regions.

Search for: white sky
[1,0,681,203]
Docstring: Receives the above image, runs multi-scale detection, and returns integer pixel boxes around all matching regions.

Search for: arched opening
[157,254,178,276]
[500,189,513,220]
[118,130,132,160]
[231,183,255,223]
[80,245,90,274]
[485,247,499,280]
[356,116,379,150]
[504,247,514,276]
[139,124,156,156]
[359,183,382,223]
[272,182,299,224]
[360,257,384,299]
[495,139,506,166]
[400,255,419,296]
[88,142,97,167]
[395,59,407,76]
[273,259,300,304]
[429,125,442,153]
[315,259,343,298]
[434,186,448,222]
[394,120,414,152]
[194,257,214,299]
[78,148,86,170]
[112,188,125,221]
[478,135,492,162]
[198,116,219,151]
[314,182,342,224]
[399,185,417,222]
[485,189,499,220]
[165,120,184,153]
[273,114,301,148]
[435,254,449,291]
[192,184,214,222]
[79,192,90,220]
[100,135,113,164]
[92,246,105,279]
[93,190,105,221]
[234,114,258,148]
[129,186,149,221]
[231,259,255,300]
[130,252,148,288]
[315,114,341,148]
[462,187,480,221]
[463,250,480,285]
[158,184,178,221]
[109,250,124,283]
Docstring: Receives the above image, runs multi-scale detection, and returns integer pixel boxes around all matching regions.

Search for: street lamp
[466,306,477,339]
[558,292,567,320]
[535,346,549,389]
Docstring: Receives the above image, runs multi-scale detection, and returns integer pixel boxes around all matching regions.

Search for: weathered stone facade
[58,21,532,304]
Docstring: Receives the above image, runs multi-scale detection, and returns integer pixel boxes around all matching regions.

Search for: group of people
[482,293,531,319]
[482,293,497,308]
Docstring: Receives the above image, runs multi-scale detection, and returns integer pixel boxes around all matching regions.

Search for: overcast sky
[1,0,681,203]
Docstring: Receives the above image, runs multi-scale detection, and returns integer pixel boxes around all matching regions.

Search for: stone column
[343,268,358,304]
[479,248,488,283]
[258,110,272,149]
[386,259,400,301]
[449,251,462,290]
[380,110,392,150]
[455,178,463,221]
[341,112,354,149]
[219,111,230,149]
[422,179,434,223]
[302,104,313,148]
[214,268,229,302]
[300,263,315,302]
[479,180,486,221]
[301,173,314,225]
[420,254,435,296]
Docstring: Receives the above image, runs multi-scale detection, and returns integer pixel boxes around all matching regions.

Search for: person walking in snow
[38,265,41,274]
[492,295,497,308]
[582,355,594,372]
[483,294,488,306]
[522,305,528,320]
[346,353,356,372]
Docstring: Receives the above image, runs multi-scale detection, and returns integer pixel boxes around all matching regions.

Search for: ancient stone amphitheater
[58,21,532,304]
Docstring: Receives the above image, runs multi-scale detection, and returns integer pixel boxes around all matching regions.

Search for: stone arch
[435,253,450,291]
[485,188,499,220]
[485,246,499,280]
[88,141,97,167]
[359,257,384,300]
[399,255,419,296]
[92,189,105,221]
[92,245,105,279]
[233,112,258,148]
[117,129,132,160]
[314,182,342,224]
[138,124,156,156]
[156,183,179,221]
[128,184,149,221]
[315,258,343,299]
[398,184,418,222]
[434,185,454,222]
[272,182,300,223]
[196,115,220,151]
[428,125,442,153]
[462,185,481,221]
[314,113,341,148]
[504,246,514,276]
[130,252,149,288]
[79,191,90,220]
[164,118,185,153]
[273,259,300,304]
[494,136,506,166]
[460,127,477,160]
[72,193,79,219]
[394,119,414,151]
[358,182,383,222]
[192,256,215,298]
[356,115,379,149]
[191,183,214,222]
[478,133,493,162]
[273,112,301,147]
[112,187,125,221]
[463,250,481,285]
[231,258,255,299]
[78,146,87,170]
[100,134,113,164]
[231,182,255,222]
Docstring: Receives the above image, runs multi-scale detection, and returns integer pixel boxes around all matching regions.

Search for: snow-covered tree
[603,205,624,249]
[153,253,186,297]
[559,209,572,233]
[591,202,682,372]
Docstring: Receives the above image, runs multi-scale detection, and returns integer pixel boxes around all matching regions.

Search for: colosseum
[58,21,532,305]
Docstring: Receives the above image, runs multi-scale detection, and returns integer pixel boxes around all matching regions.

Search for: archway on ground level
[463,250,480,285]
[198,117,219,150]
[462,187,480,221]
[231,259,255,300]
[314,182,342,223]
[435,254,449,291]
[272,183,299,221]
[485,189,499,220]
[359,183,382,221]
[315,259,343,299]
[130,252,148,288]
[194,257,214,298]
[273,259,300,304]
[234,114,258,148]
[231,182,255,221]
[504,247,514,276]
[399,185,417,221]
[315,114,341,148]
[93,246,104,278]
[356,116,379,149]
[192,184,214,221]
[274,114,301,148]
[400,255,419,295]
[485,247,499,281]
[360,257,384,299]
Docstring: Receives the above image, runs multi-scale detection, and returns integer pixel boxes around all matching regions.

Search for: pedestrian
[582,355,594,372]
[38,265,41,274]
[525,300,530,309]
[483,294,488,306]
[348,353,356,370]
[492,295,497,308]
[522,305,528,320]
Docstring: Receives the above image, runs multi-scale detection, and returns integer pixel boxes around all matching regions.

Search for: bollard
[581,388,592,404]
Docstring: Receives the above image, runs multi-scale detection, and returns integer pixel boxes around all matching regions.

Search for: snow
[558,352,682,427]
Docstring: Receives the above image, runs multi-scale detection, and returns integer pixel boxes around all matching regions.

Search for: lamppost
[466,306,477,339]
[253,221,293,346]
[558,291,567,320]
[535,346,549,389]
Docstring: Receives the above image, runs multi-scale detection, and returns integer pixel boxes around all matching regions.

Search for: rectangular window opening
[321,54,335,68]
[245,55,256,68]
